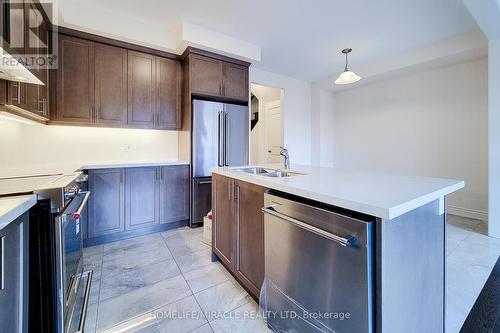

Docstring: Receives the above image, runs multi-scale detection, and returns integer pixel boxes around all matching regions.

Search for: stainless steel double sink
[235,167,304,178]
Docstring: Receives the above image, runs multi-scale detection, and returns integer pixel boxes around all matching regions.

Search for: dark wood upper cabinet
[94,43,127,125]
[56,34,94,123]
[222,62,248,101]
[8,0,28,111]
[188,52,249,102]
[26,2,49,118]
[127,50,156,128]
[191,55,223,97]
[156,57,182,129]
[159,165,189,224]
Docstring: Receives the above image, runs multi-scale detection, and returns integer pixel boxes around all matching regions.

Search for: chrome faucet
[280,146,290,169]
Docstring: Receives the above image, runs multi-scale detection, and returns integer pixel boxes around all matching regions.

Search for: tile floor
[82,215,499,333]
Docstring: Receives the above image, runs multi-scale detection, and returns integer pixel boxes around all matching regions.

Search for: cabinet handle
[160,167,163,180]
[44,98,48,116]
[235,185,240,270]
[1,236,4,290]
[228,180,232,201]
[12,82,21,103]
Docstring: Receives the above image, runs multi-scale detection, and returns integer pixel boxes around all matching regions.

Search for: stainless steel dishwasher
[261,191,374,333]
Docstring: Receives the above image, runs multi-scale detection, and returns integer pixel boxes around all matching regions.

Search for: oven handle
[75,270,93,333]
[262,206,356,247]
[68,191,91,220]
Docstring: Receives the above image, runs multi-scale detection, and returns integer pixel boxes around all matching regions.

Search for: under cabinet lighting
[0,112,34,125]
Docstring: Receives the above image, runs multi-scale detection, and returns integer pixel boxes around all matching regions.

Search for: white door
[264,100,283,164]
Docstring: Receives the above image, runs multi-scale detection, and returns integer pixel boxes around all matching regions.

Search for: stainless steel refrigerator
[191,99,249,226]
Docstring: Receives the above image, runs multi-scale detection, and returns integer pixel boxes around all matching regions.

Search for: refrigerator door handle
[224,111,229,166]
[218,111,223,167]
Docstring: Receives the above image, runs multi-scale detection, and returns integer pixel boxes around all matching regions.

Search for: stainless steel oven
[37,174,92,333]
[54,189,92,333]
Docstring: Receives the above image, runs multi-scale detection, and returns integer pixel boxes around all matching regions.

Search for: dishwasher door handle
[262,206,356,247]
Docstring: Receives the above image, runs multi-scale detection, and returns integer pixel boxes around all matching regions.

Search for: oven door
[54,191,91,333]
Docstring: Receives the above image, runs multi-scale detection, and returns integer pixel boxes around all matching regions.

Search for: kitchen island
[210,164,464,333]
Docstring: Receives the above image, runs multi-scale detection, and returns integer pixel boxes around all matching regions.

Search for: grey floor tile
[103,233,165,253]
[210,301,271,333]
[96,275,192,331]
[89,278,101,305]
[102,247,173,274]
[103,238,168,262]
[84,252,103,268]
[99,295,207,333]
[194,279,252,321]
[84,244,104,256]
[100,258,182,301]
[163,227,203,240]
[189,323,214,333]
[167,239,210,258]
[183,263,230,294]
[175,248,213,274]
[85,302,98,333]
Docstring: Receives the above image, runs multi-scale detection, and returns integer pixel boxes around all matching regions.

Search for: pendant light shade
[334,48,361,85]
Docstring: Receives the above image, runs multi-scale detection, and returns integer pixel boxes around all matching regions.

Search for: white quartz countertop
[210,164,464,219]
[0,159,190,227]
[0,160,190,179]
[0,195,37,230]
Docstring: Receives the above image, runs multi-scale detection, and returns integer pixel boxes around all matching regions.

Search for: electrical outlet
[121,144,132,152]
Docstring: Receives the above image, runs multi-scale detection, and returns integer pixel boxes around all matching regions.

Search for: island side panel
[376,199,445,333]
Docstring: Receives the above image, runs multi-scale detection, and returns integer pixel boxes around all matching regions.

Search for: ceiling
[56,0,478,82]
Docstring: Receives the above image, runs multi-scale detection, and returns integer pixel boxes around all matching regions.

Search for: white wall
[320,58,488,219]
[489,39,500,236]
[250,84,282,164]
[250,67,312,165]
[250,96,260,164]
[0,121,179,170]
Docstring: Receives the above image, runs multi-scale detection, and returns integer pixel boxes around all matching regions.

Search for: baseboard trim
[448,205,488,221]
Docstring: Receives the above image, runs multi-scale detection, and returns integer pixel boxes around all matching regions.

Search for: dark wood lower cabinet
[125,167,159,230]
[160,165,189,224]
[85,165,189,246]
[87,168,125,238]
[212,174,266,299]
[234,180,266,298]
[213,174,235,268]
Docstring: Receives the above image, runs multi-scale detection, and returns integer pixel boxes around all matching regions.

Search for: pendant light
[334,48,361,85]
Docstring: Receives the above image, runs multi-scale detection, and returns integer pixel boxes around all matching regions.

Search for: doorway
[250,83,283,165]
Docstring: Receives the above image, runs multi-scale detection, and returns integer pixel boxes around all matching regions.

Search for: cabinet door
[56,35,94,123]
[26,3,49,118]
[88,168,125,238]
[156,57,182,129]
[127,51,155,128]
[222,62,248,101]
[159,165,189,224]
[212,174,235,269]
[125,167,159,230]
[94,43,128,125]
[191,55,222,97]
[8,1,28,110]
[0,213,25,333]
[235,180,266,298]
